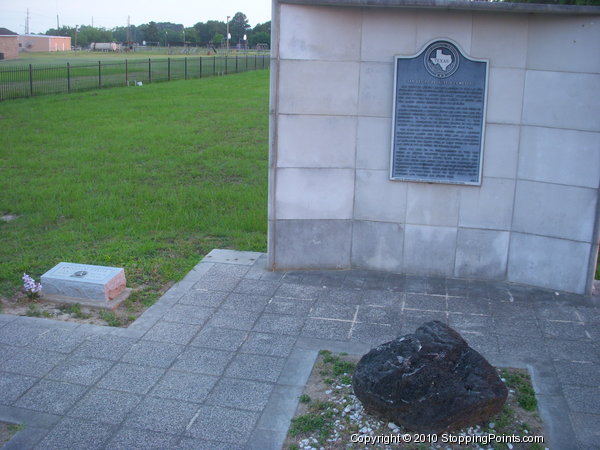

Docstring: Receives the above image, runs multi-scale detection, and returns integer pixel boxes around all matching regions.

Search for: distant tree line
[44,12,271,48]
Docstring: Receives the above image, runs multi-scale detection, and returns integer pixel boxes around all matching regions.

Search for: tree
[249,31,270,48]
[249,21,270,48]
[212,33,224,46]
[193,20,226,46]
[229,12,250,45]
[143,21,160,44]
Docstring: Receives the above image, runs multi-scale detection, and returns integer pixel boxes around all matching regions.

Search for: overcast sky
[1,0,272,34]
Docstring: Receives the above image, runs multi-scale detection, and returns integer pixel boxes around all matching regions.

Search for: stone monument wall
[268,0,600,294]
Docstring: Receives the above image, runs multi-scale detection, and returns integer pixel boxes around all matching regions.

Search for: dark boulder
[352,321,507,433]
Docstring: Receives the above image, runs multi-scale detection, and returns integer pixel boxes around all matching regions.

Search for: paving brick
[68,388,141,424]
[317,287,363,304]
[446,297,491,315]
[563,385,600,414]
[46,356,113,385]
[404,275,428,294]
[220,293,270,312]
[240,333,297,358]
[14,379,86,414]
[540,320,589,340]
[0,371,38,405]
[445,278,469,297]
[124,396,199,434]
[234,279,280,297]
[205,309,261,331]
[151,370,218,403]
[28,328,89,353]
[206,378,273,412]
[349,323,398,346]
[178,289,228,308]
[570,413,600,449]
[106,428,179,449]
[73,335,136,361]
[403,309,448,327]
[172,348,233,376]
[544,338,600,363]
[177,437,245,450]
[357,305,401,326]
[0,344,16,363]
[142,322,201,345]
[225,353,286,382]
[121,340,184,368]
[253,313,306,335]
[161,305,214,326]
[265,297,314,316]
[493,317,542,338]
[96,363,164,395]
[497,335,548,361]
[448,313,494,334]
[273,283,323,299]
[310,302,356,321]
[404,293,447,311]
[0,321,48,347]
[3,347,66,377]
[190,327,248,351]
[36,418,115,450]
[186,405,259,444]
[301,318,352,340]
[361,290,404,307]
[553,361,600,387]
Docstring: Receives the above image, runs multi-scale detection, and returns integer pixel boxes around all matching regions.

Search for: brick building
[0,28,19,60]
[18,34,71,52]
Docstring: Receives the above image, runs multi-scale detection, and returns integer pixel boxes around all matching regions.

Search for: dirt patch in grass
[285,351,546,450]
[0,422,24,447]
[0,282,172,327]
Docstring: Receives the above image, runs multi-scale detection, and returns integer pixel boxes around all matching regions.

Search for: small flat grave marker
[41,262,130,310]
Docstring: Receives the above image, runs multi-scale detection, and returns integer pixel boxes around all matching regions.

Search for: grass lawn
[0,70,269,307]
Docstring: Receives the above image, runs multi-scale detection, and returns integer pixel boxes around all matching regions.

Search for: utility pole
[25,8,30,34]
[226,15,230,53]
[57,15,60,30]
[92,17,94,27]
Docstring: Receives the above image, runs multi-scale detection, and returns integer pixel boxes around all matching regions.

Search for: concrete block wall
[269,0,600,294]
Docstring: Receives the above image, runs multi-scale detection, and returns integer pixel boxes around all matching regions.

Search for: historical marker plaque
[390,40,488,185]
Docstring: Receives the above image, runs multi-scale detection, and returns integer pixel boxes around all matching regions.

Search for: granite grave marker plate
[390,40,488,185]
[41,262,128,307]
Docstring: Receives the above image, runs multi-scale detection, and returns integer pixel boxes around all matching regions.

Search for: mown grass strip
[0,70,269,302]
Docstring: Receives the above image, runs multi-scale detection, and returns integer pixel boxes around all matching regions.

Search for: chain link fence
[0,54,270,101]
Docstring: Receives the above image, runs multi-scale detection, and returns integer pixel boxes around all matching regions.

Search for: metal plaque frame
[390,39,489,185]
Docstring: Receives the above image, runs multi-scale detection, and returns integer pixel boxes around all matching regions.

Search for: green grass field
[0,70,269,300]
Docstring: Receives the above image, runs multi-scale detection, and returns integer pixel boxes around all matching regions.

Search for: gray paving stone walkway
[1,249,599,449]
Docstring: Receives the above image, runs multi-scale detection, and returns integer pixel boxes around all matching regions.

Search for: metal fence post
[148,58,152,83]
[199,57,202,78]
[125,59,128,86]
[67,62,71,93]
[225,56,228,75]
[213,56,216,76]
[168,58,171,81]
[98,61,102,88]
[29,64,33,97]
[235,56,238,73]
[184,57,187,80]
